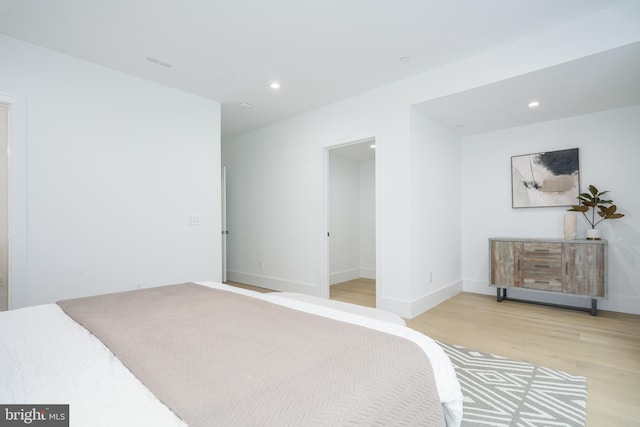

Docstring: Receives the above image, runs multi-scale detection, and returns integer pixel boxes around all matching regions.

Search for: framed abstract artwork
[511,148,580,208]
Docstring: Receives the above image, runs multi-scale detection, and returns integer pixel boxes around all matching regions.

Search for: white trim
[221,166,227,283]
[321,148,330,298]
[359,268,376,280]
[321,131,378,303]
[462,279,494,296]
[410,280,463,318]
[376,295,412,319]
[329,269,360,285]
[226,271,321,296]
[0,91,27,310]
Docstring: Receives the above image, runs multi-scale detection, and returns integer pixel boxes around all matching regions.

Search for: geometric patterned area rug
[438,341,588,427]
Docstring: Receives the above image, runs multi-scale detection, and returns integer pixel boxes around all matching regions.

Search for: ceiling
[0,0,633,138]
[415,41,640,136]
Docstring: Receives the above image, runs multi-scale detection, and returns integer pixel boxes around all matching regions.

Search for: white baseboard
[376,280,463,319]
[329,269,360,285]
[599,296,640,315]
[359,268,376,280]
[463,279,494,296]
[376,297,413,319]
[330,268,376,285]
[226,271,322,297]
[410,280,463,318]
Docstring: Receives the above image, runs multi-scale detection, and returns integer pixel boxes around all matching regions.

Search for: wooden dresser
[489,238,607,315]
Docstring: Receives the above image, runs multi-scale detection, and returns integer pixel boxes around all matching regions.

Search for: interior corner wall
[409,108,462,316]
[461,105,640,315]
[222,97,411,301]
[0,36,222,308]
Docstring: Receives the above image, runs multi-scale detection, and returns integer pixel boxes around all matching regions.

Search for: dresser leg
[497,288,507,302]
[591,299,597,316]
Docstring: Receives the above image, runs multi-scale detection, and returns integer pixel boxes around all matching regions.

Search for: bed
[0,282,463,426]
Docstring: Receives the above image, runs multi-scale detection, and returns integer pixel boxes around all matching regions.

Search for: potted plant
[567,184,624,240]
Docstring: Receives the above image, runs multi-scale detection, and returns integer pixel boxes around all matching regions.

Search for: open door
[323,138,376,305]
[221,166,228,282]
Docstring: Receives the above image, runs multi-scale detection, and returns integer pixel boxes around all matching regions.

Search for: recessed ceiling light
[528,100,540,108]
[145,56,173,68]
[270,82,281,89]
[236,102,253,109]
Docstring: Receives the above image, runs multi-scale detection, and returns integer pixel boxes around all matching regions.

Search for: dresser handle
[565,262,568,274]
[534,280,550,284]
[534,249,550,252]
[535,264,549,268]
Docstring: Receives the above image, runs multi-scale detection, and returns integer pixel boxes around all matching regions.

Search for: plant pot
[586,228,602,240]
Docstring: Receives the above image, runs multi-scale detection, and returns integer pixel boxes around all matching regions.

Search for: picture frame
[511,148,580,208]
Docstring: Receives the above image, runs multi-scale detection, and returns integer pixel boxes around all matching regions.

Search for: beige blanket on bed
[57,283,444,426]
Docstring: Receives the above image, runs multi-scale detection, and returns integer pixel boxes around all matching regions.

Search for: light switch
[188,214,201,225]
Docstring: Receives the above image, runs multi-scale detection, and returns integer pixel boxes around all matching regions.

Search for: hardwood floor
[329,278,375,307]
[226,280,640,425]
[406,292,640,426]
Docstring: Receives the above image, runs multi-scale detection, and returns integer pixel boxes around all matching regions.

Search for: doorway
[0,91,27,311]
[0,104,7,310]
[324,138,376,307]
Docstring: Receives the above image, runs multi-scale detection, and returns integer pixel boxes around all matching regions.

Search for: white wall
[461,105,640,315]
[0,104,7,310]
[0,36,222,308]
[359,159,375,278]
[409,109,463,313]
[222,2,639,317]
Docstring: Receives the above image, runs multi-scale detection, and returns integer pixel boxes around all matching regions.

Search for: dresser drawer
[521,244,562,292]
[523,276,562,292]
[523,242,562,259]
[521,259,562,275]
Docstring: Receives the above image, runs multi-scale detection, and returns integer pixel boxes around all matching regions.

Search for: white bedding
[0,282,462,426]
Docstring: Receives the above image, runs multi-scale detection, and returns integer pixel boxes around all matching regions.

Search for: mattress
[0,282,463,426]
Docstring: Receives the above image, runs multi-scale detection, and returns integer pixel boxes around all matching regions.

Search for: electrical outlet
[259,260,264,269]
[429,272,433,283]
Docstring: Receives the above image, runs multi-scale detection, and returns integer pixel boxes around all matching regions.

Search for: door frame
[0,91,27,309]
[322,132,378,302]
[221,165,228,282]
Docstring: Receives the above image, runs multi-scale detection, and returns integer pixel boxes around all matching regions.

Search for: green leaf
[567,205,589,212]
[575,184,624,224]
